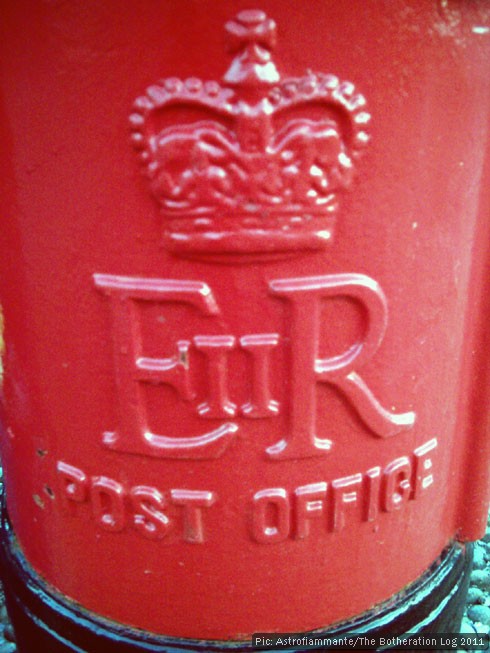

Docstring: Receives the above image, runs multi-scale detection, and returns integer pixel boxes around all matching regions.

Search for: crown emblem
[130,10,370,258]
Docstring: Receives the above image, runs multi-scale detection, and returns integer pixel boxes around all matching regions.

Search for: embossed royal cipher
[93,10,416,464]
[129,10,371,255]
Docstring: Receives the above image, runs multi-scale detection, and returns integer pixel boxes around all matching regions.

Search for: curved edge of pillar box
[0,494,472,653]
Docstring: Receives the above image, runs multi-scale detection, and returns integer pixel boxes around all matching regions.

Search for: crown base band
[165,213,335,255]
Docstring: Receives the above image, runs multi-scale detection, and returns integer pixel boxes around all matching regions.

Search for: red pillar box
[0,2,489,652]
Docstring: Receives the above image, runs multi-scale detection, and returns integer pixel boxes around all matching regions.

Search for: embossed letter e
[267,274,415,460]
[93,274,237,460]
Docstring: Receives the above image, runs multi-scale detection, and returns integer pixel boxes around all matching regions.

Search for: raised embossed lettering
[240,334,280,418]
[91,476,126,532]
[364,467,381,522]
[57,441,436,544]
[170,489,217,544]
[94,274,238,459]
[194,336,237,418]
[268,274,416,459]
[294,482,327,539]
[412,438,437,499]
[57,462,216,543]
[331,474,363,532]
[382,457,412,512]
[57,461,88,506]
[130,486,170,540]
[95,272,415,461]
[252,488,290,544]
[250,440,438,542]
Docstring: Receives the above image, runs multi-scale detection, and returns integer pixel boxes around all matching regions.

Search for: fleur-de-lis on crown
[130,10,370,258]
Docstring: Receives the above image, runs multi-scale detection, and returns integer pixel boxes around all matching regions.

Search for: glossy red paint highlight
[0,0,489,642]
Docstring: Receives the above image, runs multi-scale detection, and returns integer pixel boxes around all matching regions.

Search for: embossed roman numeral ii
[94,273,415,461]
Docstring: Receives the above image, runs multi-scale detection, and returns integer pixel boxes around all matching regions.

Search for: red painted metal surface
[0,0,490,641]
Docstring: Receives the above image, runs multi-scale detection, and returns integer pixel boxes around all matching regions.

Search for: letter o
[252,488,290,543]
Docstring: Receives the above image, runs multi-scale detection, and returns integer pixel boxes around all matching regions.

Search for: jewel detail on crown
[129,10,370,258]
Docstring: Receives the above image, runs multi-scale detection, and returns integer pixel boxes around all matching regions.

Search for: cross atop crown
[223,10,279,90]
[129,10,370,259]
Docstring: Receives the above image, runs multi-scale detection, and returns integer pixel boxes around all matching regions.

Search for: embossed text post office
[0,2,489,651]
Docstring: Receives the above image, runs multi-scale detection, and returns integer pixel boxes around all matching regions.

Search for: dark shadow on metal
[0,500,472,652]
